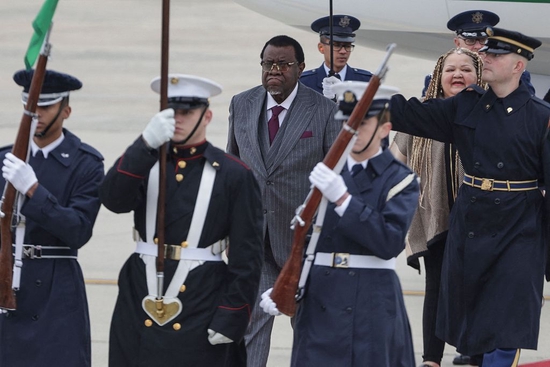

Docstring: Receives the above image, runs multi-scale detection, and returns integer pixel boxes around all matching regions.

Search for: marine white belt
[135,241,223,262]
[314,252,396,269]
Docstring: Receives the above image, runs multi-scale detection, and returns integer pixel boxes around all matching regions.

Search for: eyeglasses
[459,37,488,46]
[321,42,355,52]
[260,61,298,72]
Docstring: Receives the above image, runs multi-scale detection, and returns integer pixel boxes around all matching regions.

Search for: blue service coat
[100,139,263,367]
[390,82,550,356]
[0,129,104,367]
[291,149,419,367]
[300,63,372,94]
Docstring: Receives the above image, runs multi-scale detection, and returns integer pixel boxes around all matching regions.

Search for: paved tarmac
[1,0,549,366]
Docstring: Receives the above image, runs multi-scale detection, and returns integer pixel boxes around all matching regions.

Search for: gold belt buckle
[332,253,350,268]
[480,178,494,191]
[164,245,181,260]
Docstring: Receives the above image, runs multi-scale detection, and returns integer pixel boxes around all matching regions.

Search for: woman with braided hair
[390,47,486,367]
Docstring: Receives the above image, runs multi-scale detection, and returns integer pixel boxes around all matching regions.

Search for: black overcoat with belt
[100,138,263,367]
[390,82,550,355]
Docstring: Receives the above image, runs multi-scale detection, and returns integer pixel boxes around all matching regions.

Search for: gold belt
[463,174,538,192]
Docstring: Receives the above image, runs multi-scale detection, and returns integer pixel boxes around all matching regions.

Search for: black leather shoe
[453,354,471,365]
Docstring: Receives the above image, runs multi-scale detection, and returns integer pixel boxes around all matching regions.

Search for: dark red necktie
[268,105,285,145]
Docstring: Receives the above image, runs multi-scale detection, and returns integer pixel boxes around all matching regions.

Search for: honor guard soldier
[0,69,105,367]
[390,28,550,367]
[300,15,372,100]
[261,82,419,367]
[100,74,263,367]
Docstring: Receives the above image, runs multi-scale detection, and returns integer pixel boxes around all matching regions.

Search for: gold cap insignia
[343,91,356,104]
[170,77,179,84]
[471,11,483,24]
[339,16,350,28]
[486,27,494,37]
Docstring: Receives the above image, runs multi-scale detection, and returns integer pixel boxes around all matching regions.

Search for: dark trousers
[422,239,446,364]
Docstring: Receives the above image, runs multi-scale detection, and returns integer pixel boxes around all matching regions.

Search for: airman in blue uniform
[0,69,104,367]
[390,28,550,367]
[300,15,372,97]
[261,82,419,366]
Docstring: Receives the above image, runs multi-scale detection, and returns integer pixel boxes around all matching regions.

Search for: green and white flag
[24,0,59,69]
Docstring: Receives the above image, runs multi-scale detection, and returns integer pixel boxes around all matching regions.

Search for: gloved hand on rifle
[207,328,233,345]
[259,288,281,316]
[322,75,341,100]
[309,162,348,203]
[2,152,38,195]
[142,108,175,149]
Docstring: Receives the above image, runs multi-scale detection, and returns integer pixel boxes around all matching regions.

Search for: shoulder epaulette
[80,143,104,160]
[462,84,485,94]
[352,68,373,76]
[300,69,317,78]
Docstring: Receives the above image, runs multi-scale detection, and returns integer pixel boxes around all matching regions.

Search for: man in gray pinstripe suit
[227,35,339,366]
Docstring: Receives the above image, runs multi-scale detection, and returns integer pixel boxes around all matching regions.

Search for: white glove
[322,76,341,99]
[259,288,281,316]
[207,328,233,345]
[309,162,348,203]
[142,108,175,149]
[2,153,38,195]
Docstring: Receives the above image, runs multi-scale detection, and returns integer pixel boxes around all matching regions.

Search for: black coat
[0,129,104,367]
[390,82,550,355]
[100,139,263,367]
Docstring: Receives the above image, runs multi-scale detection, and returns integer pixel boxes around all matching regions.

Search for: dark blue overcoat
[0,129,104,367]
[390,82,550,355]
[291,149,419,367]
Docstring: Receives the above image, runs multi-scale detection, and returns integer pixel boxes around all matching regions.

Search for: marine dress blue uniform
[390,79,550,356]
[0,129,104,367]
[291,148,419,367]
[100,138,263,367]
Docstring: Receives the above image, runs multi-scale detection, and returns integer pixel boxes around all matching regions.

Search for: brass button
[173,323,181,331]
[176,174,184,182]
[145,319,153,327]
[181,241,188,248]
[178,161,187,169]
[180,285,187,293]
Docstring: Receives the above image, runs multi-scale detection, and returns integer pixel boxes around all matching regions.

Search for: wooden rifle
[270,44,397,316]
[153,0,170,316]
[0,32,52,311]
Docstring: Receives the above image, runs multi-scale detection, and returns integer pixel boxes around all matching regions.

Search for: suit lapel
[265,84,316,173]
[244,89,270,175]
